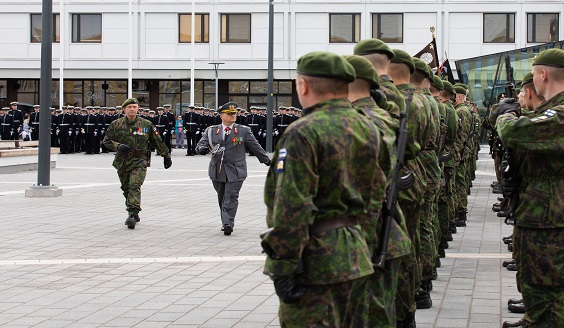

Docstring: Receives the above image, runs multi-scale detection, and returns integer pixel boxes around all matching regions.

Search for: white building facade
[0,0,562,112]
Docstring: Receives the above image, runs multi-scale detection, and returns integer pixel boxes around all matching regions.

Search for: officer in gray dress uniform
[196,102,271,235]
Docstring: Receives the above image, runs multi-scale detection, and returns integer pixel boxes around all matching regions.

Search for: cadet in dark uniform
[163,104,174,153]
[154,107,169,153]
[103,98,172,229]
[183,105,200,156]
[1,107,13,140]
[83,106,97,154]
[58,106,73,154]
[29,105,40,141]
[195,102,270,235]
[9,101,24,140]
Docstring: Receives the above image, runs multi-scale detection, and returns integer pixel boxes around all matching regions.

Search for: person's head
[10,101,17,110]
[354,39,394,76]
[342,55,380,102]
[157,107,164,115]
[521,72,545,111]
[454,86,467,105]
[430,75,444,96]
[388,49,415,85]
[163,104,171,112]
[411,58,431,87]
[122,98,139,120]
[532,48,564,101]
[295,51,355,109]
[440,81,455,103]
[189,105,195,112]
[218,102,239,126]
[177,115,182,121]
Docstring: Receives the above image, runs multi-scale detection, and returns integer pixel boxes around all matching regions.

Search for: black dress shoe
[125,215,136,229]
[502,319,527,328]
[508,243,513,252]
[491,181,499,188]
[442,240,449,249]
[502,259,515,267]
[498,197,505,202]
[506,263,518,271]
[492,204,502,212]
[222,224,233,235]
[438,247,445,258]
[508,298,523,305]
[504,237,513,245]
[509,302,526,313]
[502,234,513,241]
[492,186,503,194]
[498,210,510,217]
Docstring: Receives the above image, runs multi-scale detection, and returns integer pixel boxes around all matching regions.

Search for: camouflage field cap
[532,48,564,68]
[442,81,455,94]
[353,39,395,59]
[454,86,467,95]
[521,72,534,86]
[297,51,356,83]
[122,98,139,108]
[431,75,444,90]
[391,49,415,74]
[342,55,380,89]
[218,102,239,114]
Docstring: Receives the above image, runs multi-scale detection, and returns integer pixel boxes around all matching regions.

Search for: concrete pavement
[0,146,522,327]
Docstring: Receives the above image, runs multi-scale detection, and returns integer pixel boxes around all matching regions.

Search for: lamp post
[209,62,224,108]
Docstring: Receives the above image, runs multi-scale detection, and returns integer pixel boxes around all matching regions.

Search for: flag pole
[431,26,440,76]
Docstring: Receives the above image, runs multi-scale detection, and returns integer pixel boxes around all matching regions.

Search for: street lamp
[209,62,224,108]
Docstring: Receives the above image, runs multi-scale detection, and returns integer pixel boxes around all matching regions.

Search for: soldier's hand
[497,98,520,117]
[163,157,172,169]
[264,160,271,167]
[272,275,305,304]
[117,144,131,153]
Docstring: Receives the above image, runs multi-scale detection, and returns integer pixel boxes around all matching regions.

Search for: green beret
[413,58,433,79]
[122,98,139,108]
[342,55,380,89]
[391,49,415,74]
[218,101,239,114]
[442,81,455,94]
[454,86,467,95]
[454,83,468,91]
[297,51,356,82]
[521,72,534,86]
[431,75,444,90]
[353,39,395,59]
[532,48,564,68]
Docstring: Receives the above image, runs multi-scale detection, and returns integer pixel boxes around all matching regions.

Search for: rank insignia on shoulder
[153,127,159,136]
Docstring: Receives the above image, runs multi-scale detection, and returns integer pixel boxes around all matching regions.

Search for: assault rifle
[374,89,415,268]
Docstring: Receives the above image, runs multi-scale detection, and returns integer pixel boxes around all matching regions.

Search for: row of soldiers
[0,102,25,140]
[485,49,564,328]
[261,40,481,328]
[182,104,302,155]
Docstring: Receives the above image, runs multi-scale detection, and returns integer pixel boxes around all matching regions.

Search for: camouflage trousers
[521,284,564,328]
[368,258,401,328]
[439,167,456,234]
[279,276,370,327]
[454,161,468,212]
[394,252,419,321]
[420,182,439,281]
[117,167,147,215]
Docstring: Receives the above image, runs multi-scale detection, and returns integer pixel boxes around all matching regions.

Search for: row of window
[31,12,559,45]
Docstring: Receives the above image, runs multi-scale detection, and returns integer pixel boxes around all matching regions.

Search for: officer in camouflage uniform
[103,98,172,229]
[497,49,564,328]
[262,52,384,327]
[345,54,412,328]
[453,85,473,227]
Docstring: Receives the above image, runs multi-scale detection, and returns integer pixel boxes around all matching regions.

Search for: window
[72,14,102,43]
[31,14,60,43]
[221,14,251,43]
[483,13,515,43]
[372,13,403,43]
[330,14,360,43]
[528,13,559,43]
[179,14,209,43]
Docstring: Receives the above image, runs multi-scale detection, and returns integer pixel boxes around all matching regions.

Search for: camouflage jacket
[497,91,564,230]
[353,96,412,259]
[103,116,170,171]
[263,98,383,285]
[419,89,441,184]
[379,74,404,119]
[454,102,473,163]
[441,99,459,168]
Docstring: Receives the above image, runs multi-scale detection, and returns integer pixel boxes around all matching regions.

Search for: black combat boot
[450,225,457,234]
[502,319,527,328]
[125,214,136,229]
[438,244,446,258]
[455,210,467,227]
[508,302,526,313]
[435,257,441,268]
[133,214,141,222]
[446,231,453,241]
[416,282,432,309]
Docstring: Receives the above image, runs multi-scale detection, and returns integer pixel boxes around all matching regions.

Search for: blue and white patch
[531,109,556,122]
[277,148,287,173]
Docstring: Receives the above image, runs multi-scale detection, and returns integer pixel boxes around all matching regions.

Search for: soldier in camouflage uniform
[497,49,564,328]
[388,49,429,327]
[345,54,412,327]
[262,52,384,327]
[103,98,172,229]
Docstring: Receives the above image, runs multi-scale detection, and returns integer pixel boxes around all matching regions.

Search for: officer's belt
[84,123,95,126]
[32,122,40,125]
[59,123,70,126]
[156,125,165,127]
[13,120,21,122]
[309,217,358,235]
[1,123,10,126]
[248,123,258,126]
[278,124,288,127]
[125,150,148,159]
[186,122,197,125]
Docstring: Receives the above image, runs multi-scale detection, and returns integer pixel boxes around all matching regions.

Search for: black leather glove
[272,275,306,304]
[497,98,521,117]
[163,157,172,169]
[196,146,209,155]
[264,160,271,167]
[117,144,131,153]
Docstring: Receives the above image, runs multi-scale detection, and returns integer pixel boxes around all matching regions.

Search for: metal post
[266,0,274,153]
[209,62,224,108]
[27,0,62,197]
[190,0,195,106]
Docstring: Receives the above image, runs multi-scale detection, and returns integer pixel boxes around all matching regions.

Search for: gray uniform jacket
[197,124,270,182]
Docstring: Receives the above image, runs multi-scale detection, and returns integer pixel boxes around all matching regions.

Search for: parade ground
[0,145,522,327]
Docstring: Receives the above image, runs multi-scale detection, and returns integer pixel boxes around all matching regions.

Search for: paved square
[0,146,520,327]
